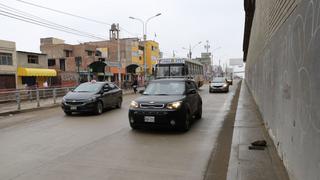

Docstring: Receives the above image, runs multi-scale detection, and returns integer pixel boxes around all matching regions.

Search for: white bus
[154,58,204,87]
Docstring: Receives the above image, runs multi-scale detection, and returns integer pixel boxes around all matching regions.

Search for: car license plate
[70,106,77,110]
[144,116,155,123]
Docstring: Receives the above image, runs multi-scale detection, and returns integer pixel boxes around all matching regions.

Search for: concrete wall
[245,0,320,180]
[16,52,47,68]
[0,40,17,74]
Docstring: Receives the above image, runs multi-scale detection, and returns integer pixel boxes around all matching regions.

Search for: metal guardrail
[0,87,75,111]
[0,85,144,112]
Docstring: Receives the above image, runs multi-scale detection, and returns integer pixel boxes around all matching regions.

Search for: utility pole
[117,24,121,86]
[188,45,192,59]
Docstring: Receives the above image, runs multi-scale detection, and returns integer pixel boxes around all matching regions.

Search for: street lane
[0,82,239,180]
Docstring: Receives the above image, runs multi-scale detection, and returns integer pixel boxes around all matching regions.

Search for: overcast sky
[0,0,244,65]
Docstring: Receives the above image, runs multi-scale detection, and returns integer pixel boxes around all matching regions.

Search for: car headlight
[130,101,139,108]
[223,84,228,87]
[62,97,66,103]
[166,101,182,110]
[87,97,97,103]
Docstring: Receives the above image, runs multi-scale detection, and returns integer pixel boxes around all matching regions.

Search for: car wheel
[181,111,191,132]
[64,111,72,116]
[195,103,202,119]
[95,101,103,115]
[116,98,122,108]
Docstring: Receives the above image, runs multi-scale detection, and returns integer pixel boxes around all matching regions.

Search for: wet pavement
[0,82,240,180]
[226,82,289,180]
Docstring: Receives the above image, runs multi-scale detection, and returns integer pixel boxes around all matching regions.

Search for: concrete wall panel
[245,0,320,180]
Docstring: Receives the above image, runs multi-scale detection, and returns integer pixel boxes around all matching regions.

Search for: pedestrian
[132,78,138,94]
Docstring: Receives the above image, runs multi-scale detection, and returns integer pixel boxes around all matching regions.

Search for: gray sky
[0,0,244,65]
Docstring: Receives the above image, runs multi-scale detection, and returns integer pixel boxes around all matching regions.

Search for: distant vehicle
[209,77,229,93]
[129,78,202,131]
[61,81,122,115]
[154,58,204,88]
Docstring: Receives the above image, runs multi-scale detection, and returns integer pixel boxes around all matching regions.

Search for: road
[0,82,240,180]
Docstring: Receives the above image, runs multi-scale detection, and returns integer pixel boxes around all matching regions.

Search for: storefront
[17,67,57,88]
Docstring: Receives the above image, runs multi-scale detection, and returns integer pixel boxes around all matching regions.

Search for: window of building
[86,50,93,56]
[59,58,65,71]
[151,46,157,51]
[0,53,13,65]
[64,50,72,57]
[0,74,15,89]
[28,55,39,64]
[48,59,56,66]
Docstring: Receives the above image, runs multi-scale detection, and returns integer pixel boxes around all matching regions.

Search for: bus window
[170,65,184,76]
[192,65,195,75]
[156,66,170,77]
[184,65,188,75]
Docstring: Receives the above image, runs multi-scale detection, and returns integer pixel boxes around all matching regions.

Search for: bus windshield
[155,65,184,77]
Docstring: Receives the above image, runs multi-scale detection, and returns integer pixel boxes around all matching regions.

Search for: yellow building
[140,40,160,75]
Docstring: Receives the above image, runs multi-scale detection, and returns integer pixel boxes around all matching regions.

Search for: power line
[15,0,139,37]
[0,3,106,40]
[0,10,106,40]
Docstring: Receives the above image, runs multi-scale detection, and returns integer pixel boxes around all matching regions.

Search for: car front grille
[140,103,165,109]
[66,102,85,105]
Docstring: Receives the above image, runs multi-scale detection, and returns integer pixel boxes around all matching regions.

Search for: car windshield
[73,83,102,92]
[143,81,185,95]
[212,77,226,83]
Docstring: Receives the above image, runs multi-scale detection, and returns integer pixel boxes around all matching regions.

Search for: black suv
[128,78,202,131]
[62,81,122,115]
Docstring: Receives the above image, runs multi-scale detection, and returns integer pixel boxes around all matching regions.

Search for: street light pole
[129,13,161,81]
[182,41,202,59]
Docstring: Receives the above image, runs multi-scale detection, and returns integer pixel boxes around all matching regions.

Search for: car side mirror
[187,89,196,94]
[139,90,144,94]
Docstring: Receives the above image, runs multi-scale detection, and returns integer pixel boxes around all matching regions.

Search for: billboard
[229,58,243,66]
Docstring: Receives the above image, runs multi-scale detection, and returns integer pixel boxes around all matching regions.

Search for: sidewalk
[227,82,289,180]
[0,88,142,116]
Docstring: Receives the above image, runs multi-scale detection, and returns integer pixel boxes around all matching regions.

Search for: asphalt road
[0,82,240,180]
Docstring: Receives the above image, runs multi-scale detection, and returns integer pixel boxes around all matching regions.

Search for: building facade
[86,38,143,82]
[40,37,96,86]
[16,51,56,89]
[143,40,160,75]
[0,40,17,90]
[244,0,319,179]
[195,52,212,80]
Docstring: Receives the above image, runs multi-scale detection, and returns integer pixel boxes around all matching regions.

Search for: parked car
[128,78,202,131]
[209,77,229,93]
[61,81,122,115]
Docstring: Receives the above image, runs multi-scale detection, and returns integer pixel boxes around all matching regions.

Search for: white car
[209,77,229,93]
